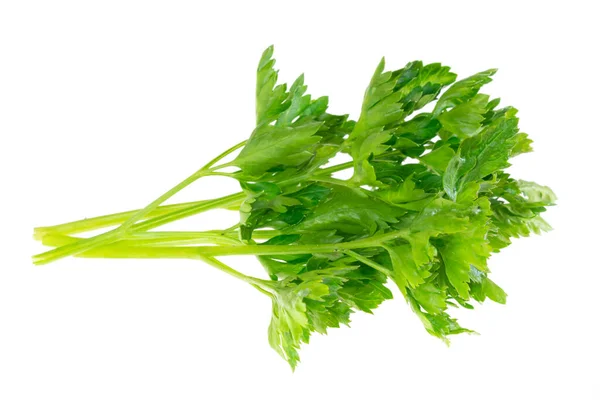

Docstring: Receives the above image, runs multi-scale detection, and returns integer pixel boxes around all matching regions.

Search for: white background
[1,1,599,399]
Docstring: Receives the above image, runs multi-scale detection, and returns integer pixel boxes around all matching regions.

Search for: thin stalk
[315,160,353,176]
[192,229,409,256]
[34,199,215,239]
[69,229,409,259]
[39,234,82,247]
[43,236,273,294]
[343,250,391,276]
[33,148,365,265]
[203,140,246,170]
[39,229,280,249]
[119,169,215,232]
[73,244,204,259]
[126,232,242,246]
[39,231,241,247]
[309,175,352,187]
[33,168,217,265]
[195,255,275,295]
[129,229,279,243]
[33,139,250,265]
[129,192,245,232]
[67,245,275,294]
[34,160,352,240]
[126,229,278,246]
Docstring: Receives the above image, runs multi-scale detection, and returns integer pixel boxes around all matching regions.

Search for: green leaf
[256,46,289,125]
[407,293,473,342]
[394,113,442,144]
[384,243,430,290]
[469,267,507,304]
[410,283,447,315]
[347,59,456,185]
[292,186,404,238]
[438,198,492,299]
[434,69,496,115]
[241,47,354,181]
[410,197,470,234]
[443,107,520,200]
[511,132,533,156]
[517,180,557,206]
[239,184,333,241]
[233,122,323,178]
[350,130,392,186]
[268,266,355,369]
[353,60,456,133]
[486,174,554,250]
[338,265,393,313]
[275,74,311,127]
[376,175,430,206]
[438,94,489,138]
[420,144,455,174]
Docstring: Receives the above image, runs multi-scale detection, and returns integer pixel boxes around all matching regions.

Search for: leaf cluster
[233,47,555,367]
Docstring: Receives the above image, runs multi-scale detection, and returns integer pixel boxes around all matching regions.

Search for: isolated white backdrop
[1,1,598,399]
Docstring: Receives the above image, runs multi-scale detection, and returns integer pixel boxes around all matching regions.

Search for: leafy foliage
[236,48,554,367]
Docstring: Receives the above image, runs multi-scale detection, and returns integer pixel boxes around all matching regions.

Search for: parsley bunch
[34,46,555,369]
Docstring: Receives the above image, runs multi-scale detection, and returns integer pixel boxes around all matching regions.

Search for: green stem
[32,169,227,265]
[343,250,391,276]
[70,229,408,259]
[33,150,360,265]
[127,232,242,246]
[35,193,245,243]
[127,192,245,232]
[34,160,353,240]
[40,193,246,252]
[60,242,275,294]
[42,235,273,294]
[40,229,280,249]
[33,139,250,265]
[195,255,274,295]
[315,160,353,176]
[34,132,253,267]
[128,228,278,245]
[189,229,408,256]
[204,140,246,170]
[34,199,216,239]
[309,175,352,187]
[40,232,240,247]
[120,169,215,232]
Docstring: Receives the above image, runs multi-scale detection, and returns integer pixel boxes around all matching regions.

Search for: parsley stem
[34,154,364,264]
[68,229,409,259]
[33,137,256,266]
[195,255,275,294]
[39,232,241,247]
[309,176,351,187]
[315,160,353,176]
[34,200,217,238]
[196,228,408,256]
[38,236,273,292]
[204,140,247,170]
[343,250,391,276]
[34,193,245,240]
[33,139,250,265]
[32,168,231,265]
[34,160,352,240]
[40,229,279,248]
[128,192,245,232]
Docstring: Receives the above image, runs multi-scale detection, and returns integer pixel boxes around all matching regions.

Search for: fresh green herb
[33,46,555,369]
